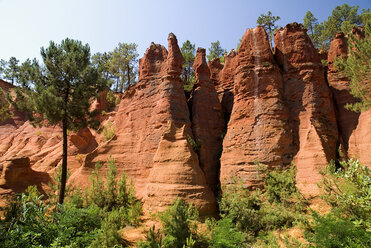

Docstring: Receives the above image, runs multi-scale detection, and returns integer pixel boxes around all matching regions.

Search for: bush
[219,167,305,242]
[159,198,199,248]
[207,217,246,248]
[307,212,371,248]
[103,120,115,141]
[0,186,102,248]
[87,157,142,226]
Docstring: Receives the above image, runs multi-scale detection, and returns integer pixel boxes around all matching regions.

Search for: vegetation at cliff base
[0,158,142,248]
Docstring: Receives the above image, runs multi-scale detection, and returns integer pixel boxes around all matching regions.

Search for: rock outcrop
[145,121,216,215]
[1,25,369,212]
[191,48,225,189]
[71,33,213,209]
[275,23,338,195]
[220,26,293,189]
[327,28,370,165]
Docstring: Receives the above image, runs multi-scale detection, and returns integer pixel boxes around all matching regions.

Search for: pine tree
[0,88,12,122]
[303,11,322,49]
[13,38,104,204]
[108,43,138,93]
[334,20,371,112]
[4,57,19,85]
[180,40,196,90]
[257,11,281,48]
[207,40,226,62]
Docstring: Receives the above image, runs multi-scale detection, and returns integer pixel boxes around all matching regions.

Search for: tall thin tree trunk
[59,116,68,204]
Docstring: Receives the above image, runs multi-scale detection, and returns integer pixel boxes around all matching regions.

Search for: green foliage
[92,51,114,89]
[159,198,199,248]
[265,166,299,204]
[187,135,200,154]
[319,159,371,230]
[307,212,371,248]
[103,120,116,141]
[206,217,246,248]
[220,167,305,242]
[137,225,163,248]
[256,11,280,48]
[0,87,12,122]
[0,186,102,248]
[181,40,196,91]
[87,157,142,226]
[303,11,323,49]
[334,19,371,112]
[106,90,120,108]
[108,42,139,93]
[4,57,20,85]
[207,40,226,62]
[0,157,143,247]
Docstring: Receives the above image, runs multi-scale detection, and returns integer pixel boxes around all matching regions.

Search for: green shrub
[106,90,119,108]
[0,186,102,248]
[87,157,142,227]
[103,120,115,141]
[187,135,200,154]
[207,217,246,248]
[219,167,305,242]
[159,198,199,248]
[303,159,371,247]
[136,225,163,248]
[319,159,371,229]
[307,212,371,248]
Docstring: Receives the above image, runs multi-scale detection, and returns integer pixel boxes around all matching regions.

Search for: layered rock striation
[191,48,225,189]
[220,26,293,189]
[274,23,338,195]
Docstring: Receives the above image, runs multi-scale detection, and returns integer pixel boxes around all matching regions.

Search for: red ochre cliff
[0,24,370,212]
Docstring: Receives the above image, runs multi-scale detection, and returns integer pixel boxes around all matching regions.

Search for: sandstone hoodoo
[217,50,237,124]
[0,23,369,213]
[145,121,216,215]
[191,48,225,189]
[220,26,293,189]
[70,33,201,206]
[275,22,338,195]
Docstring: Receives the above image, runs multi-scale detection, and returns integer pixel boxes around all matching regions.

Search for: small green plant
[262,61,272,68]
[106,91,120,108]
[206,217,246,248]
[87,157,142,226]
[187,135,200,154]
[103,120,115,141]
[159,198,199,248]
[36,130,43,136]
[137,225,163,248]
[101,110,107,116]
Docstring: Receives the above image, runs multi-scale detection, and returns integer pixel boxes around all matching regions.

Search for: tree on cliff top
[180,40,196,91]
[335,19,371,112]
[207,40,226,63]
[303,11,323,49]
[257,11,280,48]
[108,42,138,93]
[12,38,104,204]
[0,88,12,122]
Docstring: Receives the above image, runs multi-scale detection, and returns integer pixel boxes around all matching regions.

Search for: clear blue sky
[0,0,369,62]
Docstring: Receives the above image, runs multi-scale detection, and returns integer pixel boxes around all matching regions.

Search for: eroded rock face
[0,157,50,207]
[71,33,195,201]
[275,23,338,195]
[145,121,216,215]
[220,26,293,189]
[218,51,237,124]
[327,28,370,166]
[191,48,225,189]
